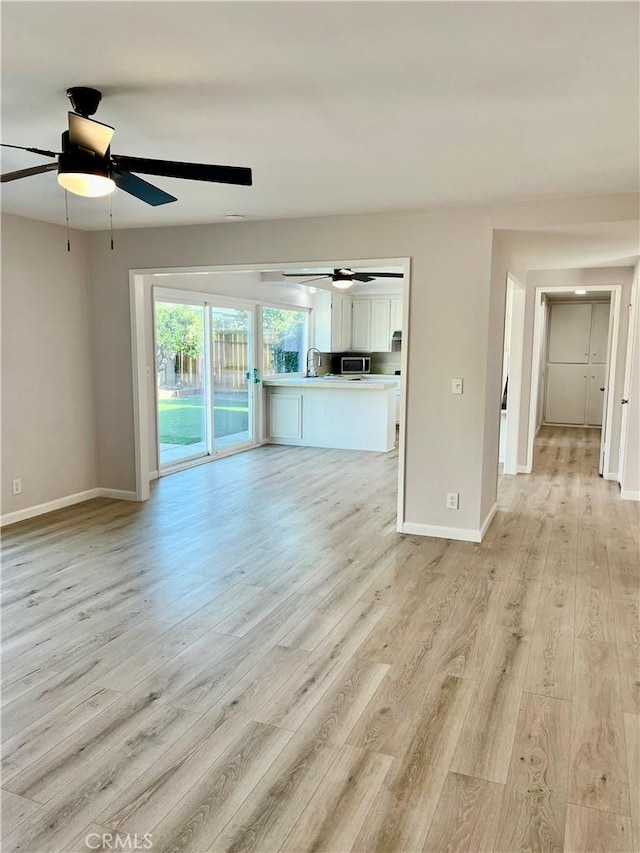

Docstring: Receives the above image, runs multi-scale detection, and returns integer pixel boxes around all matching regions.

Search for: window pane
[263,307,307,375]
[155,301,206,467]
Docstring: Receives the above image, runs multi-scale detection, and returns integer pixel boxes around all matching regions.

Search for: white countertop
[263,376,398,390]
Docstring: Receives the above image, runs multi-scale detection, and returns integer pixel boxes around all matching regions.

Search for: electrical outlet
[446,492,459,509]
[12,478,22,496]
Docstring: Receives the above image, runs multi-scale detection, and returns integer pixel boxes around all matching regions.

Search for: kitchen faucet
[306,347,321,377]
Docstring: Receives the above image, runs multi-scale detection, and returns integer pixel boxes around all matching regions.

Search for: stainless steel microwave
[341,356,371,375]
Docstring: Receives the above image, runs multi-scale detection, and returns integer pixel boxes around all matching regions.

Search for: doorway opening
[526,285,622,479]
[130,258,411,532]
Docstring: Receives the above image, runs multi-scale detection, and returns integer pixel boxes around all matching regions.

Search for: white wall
[1,214,97,517]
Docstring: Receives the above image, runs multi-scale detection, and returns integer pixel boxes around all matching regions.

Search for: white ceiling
[1,1,638,231]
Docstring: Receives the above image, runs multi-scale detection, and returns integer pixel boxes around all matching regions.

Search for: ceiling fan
[0,86,252,206]
[282,268,404,289]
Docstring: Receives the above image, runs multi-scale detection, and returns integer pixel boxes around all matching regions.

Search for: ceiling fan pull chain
[65,190,71,252]
[109,193,114,250]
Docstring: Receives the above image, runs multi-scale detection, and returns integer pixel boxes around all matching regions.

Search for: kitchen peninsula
[263,376,397,452]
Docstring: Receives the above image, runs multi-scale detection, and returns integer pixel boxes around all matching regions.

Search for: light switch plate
[452,378,463,395]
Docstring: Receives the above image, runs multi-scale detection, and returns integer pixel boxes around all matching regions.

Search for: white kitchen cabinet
[370,299,391,351]
[351,299,371,351]
[313,291,352,352]
[339,295,352,350]
[269,393,303,438]
[315,291,402,354]
[352,296,398,352]
[390,298,403,334]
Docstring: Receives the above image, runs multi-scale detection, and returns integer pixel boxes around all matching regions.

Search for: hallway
[1,427,638,852]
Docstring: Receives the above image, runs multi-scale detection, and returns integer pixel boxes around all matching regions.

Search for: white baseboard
[402,522,478,543]
[149,470,159,481]
[1,488,100,527]
[621,489,640,501]
[402,502,498,544]
[479,503,498,539]
[98,488,138,501]
[603,472,619,482]
[517,464,531,474]
[1,487,138,527]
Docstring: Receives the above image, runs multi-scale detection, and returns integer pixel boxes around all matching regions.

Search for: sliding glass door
[154,290,258,472]
[210,306,254,451]
[155,299,208,468]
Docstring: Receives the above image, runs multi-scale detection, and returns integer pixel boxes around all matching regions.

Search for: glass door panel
[155,300,207,469]
[210,306,254,451]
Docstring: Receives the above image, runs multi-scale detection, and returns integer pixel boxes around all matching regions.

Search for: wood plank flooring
[2,426,639,852]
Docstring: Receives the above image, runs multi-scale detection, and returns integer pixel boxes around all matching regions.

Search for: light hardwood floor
[1,426,638,853]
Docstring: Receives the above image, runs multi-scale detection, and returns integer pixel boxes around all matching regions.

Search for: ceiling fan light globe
[332,278,353,290]
[57,171,115,197]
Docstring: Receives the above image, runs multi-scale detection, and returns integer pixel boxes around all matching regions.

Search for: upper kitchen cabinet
[313,291,352,351]
[352,299,371,350]
[352,297,399,352]
[390,298,403,334]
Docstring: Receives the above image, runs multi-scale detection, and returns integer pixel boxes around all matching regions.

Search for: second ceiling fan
[282,268,403,290]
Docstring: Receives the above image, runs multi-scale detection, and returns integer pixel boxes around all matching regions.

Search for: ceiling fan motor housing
[66,86,102,118]
[58,129,113,193]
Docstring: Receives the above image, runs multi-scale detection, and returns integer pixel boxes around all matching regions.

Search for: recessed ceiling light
[575,289,587,295]
[225,214,245,220]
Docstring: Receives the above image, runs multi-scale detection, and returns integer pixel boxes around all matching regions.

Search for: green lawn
[159,395,249,445]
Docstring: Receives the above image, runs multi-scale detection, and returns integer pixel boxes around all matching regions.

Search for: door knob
[621,399,629,405]
[599,387,605,392]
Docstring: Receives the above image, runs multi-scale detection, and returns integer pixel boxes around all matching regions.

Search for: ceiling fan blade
[1,143,60,157]
[360,272,404,278]
[352,274,375,282]
[112,169,177,206]
[68,112,114,157]
[112,155,252,186]
[1,162,58,183]
[281,273,331,278]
